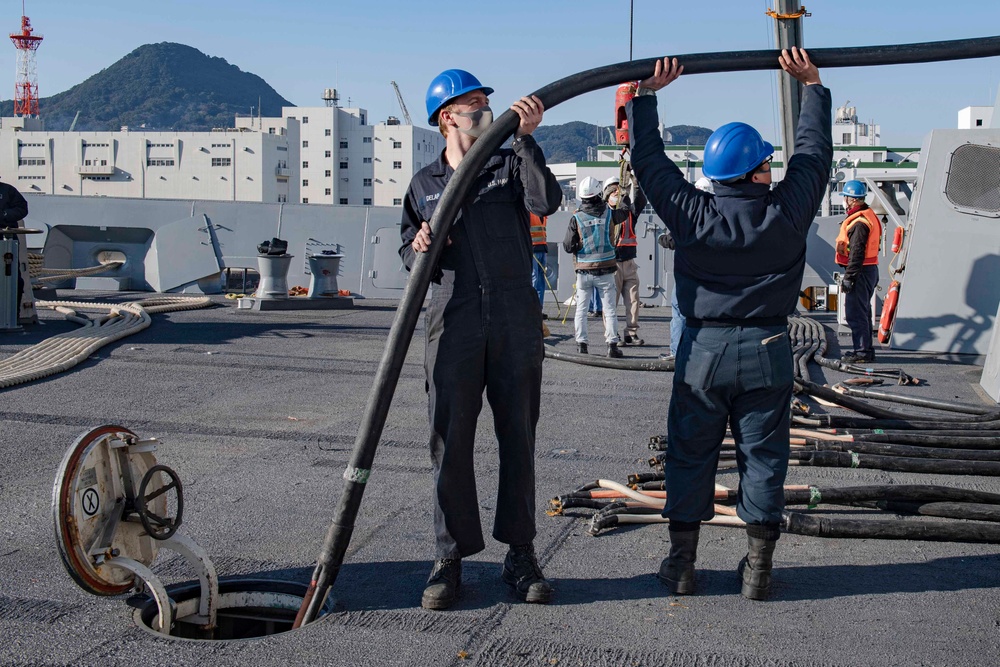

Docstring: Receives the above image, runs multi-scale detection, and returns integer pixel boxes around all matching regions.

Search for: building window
[841,133,851,144]
[211,143,230,148]
[363,178,372,187]
[393,198,402,206]
[278,194,287,202]
[84,159,91,166]
[303,197,309,203]
[277,145,287,151]
[269,127,275,134]
[211,157,232,166]
[146,158,174,166]
[363,137,372,144]
[363,198,372,206]
[302,179,309,187]
[148,143,173,148]
[339,141,348,149]
[325,188,332,195]
[17,175,45,180]
[302,116,309,124]
[325,129,331,136]
[340,198,348,205]
[325,150,332,158]
[302,161,309,168]
[325,170,332,177]
[340,162,349,169]
[977,119,984,127]
[393,161,402,169]
[363,157,372,164]
[302,140,309,148]
[18,158,46,166]
[393,141,402,149]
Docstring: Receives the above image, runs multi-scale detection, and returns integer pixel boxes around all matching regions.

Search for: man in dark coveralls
[399,69,562,610]
[627,49,832,600]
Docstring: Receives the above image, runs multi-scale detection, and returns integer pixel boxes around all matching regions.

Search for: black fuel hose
[792,316,916,384]
[783,510,1000,543]
[543,344,674,371]
[779,484,1000,506]
[789,449,1000,476]
[796,437,1000,461]
[854,432,1000,448]
[796,378,1000,426]
[802,415,1000,430]
[837,384,1000,416]
[855,501,1000,523]
[296,34,1000,626]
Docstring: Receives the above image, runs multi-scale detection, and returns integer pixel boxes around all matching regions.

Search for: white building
[0,92,444,207]
[0,115,295,202]
[958,106,994,130]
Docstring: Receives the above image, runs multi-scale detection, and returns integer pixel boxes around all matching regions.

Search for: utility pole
[770,1,808,162]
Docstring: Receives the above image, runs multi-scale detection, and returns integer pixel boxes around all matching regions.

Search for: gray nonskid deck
[1,295,998,667]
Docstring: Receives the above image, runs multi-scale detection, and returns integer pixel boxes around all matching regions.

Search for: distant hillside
[0,42,293,131]
[534,121,714,162]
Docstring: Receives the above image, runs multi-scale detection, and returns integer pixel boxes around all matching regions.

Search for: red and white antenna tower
[9,2,42,117]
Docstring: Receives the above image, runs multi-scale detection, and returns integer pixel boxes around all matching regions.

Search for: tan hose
[0,296,212,389]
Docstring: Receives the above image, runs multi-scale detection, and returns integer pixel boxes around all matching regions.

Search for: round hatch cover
[52,425,167,595]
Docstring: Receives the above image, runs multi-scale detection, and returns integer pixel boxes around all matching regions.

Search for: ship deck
[1,293,998,667]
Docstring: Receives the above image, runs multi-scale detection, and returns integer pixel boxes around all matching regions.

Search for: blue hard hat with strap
[702,122,774,182]
[840,180,867,198]
[425,69,494,126]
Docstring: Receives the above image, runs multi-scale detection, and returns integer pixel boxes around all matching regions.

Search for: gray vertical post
[773,1,806,161]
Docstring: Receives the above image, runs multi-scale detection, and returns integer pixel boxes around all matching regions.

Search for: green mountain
[533,121,714,163]
[0,42,293,131]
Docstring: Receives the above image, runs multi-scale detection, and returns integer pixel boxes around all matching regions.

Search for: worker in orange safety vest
[835,179,882,364]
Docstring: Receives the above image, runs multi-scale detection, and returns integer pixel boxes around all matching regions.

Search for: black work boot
[502,543,553,603]
[657,527,699,594]
[578,342,589,354]
[623,334,645,346]
[607,342,623,358]
[739,531,778,601]
[421,558,461,610]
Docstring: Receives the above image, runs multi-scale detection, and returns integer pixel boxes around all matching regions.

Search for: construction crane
[390,81,412,125]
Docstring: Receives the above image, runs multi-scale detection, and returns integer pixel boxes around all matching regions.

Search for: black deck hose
[641,480,667,491]
[781,484,1000,506]
[797,380,997,423]
[857,500,1000,523]
[797,437,1000,461]
[854,432,1000,449]
[627,471,666,485]
[793,316,916,384]
[790,449,1000,476]
[809,415,1000,430]
[543,344,674,371]
[845,428,1000,438]
[783,510,1000,543]
[296,34,1000,626]
[838,385,1000,417]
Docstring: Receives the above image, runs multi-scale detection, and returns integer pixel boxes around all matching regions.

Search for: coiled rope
[0,296,211,389]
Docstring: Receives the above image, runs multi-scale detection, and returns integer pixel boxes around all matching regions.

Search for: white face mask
[607,194,620,207]
[453,106,494,138]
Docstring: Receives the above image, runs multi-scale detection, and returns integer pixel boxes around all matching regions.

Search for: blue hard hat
[840,180,867,198]
[702,122,774,182]
[425,69,494,126]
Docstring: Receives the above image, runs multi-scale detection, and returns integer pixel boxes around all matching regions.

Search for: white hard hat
[694,177,714,193]
[577,176,603,199]
[603,176,620,191]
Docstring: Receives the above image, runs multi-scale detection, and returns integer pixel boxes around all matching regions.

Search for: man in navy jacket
[627,48,832,600]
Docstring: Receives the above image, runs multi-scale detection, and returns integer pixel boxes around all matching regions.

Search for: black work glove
[657,232,675,250]
[841,277,854,293]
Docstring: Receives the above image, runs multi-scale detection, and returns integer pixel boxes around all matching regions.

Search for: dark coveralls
[839,204,880,356]
[0,182,30,311]
[399,134,562,559]
[628,84,832,527]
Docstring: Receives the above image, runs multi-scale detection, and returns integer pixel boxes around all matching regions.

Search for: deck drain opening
[135,579,333,641]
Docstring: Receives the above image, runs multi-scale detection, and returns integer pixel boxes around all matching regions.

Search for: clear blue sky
[8,0,1000,146]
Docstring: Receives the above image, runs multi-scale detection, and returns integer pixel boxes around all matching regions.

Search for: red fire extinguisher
[614,82,638,145]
